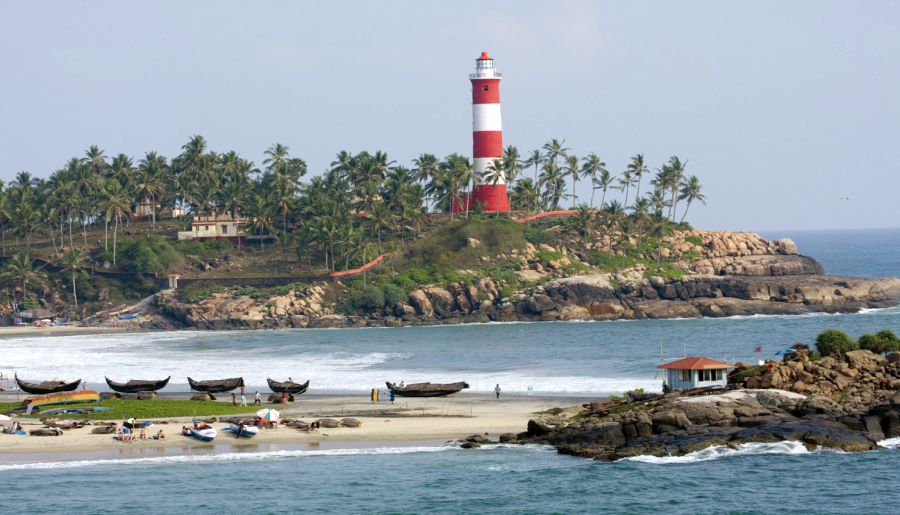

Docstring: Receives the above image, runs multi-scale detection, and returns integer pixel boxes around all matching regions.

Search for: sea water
[0,229,898,513]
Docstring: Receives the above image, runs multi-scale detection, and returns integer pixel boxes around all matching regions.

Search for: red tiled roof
[657,357,733,370]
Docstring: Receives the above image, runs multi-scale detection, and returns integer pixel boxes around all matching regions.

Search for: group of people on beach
[230,386,263,406]
[114,421,165,442]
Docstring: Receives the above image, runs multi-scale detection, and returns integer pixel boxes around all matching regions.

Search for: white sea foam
[0,443,553,471]
[878,437,900,449]
[620,441,812,464]
[0,330,656,394]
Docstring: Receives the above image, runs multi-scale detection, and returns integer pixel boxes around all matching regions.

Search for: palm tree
[626,154,649,211]
[523,149,544,213]
[101,179,130,265]
[617,170,634,209]
[594,169,615,208]
[412,153,439,211]
[678,175,706,223]
[539,161,565,210]
[564,155,580,207]
[1,253,46,304]
[136,152,168,230]
[666,156,687,220]
[60,249,85,309]
[542,139,569,168]
[580,153,607,208]
[510,178,539,211]
[502,146,522,185]
[630,197,650,258]
[601,200,625,253]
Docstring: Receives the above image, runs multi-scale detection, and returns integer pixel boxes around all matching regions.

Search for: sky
[1,1,898,231]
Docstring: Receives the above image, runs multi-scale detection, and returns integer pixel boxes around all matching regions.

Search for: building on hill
[177,214,246,241]
[657,356,733,391]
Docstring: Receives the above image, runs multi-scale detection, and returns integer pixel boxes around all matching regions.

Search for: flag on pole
[753,346,762,353]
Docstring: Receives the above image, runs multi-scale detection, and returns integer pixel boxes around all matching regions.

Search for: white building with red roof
[657,357,733,391]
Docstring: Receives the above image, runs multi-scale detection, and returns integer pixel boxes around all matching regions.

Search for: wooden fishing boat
[225,424,259,438]
[182,424,217,441]
[187,377,244,393]
[21,390,100,410]
[385,381,469,398]
[29,427,63,437]
[105,376,171,393]
[266,378,310,395]
[15,374,81,395]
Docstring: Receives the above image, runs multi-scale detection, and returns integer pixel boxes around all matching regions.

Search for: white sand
[0,394,586,455]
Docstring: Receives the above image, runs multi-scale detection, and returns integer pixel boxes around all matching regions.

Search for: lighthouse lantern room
[454,51,510,213]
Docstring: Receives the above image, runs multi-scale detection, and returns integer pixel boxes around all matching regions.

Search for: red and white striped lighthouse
[468,51,510,212]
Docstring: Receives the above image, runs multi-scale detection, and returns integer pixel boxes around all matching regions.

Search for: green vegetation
[684,235,704,246]
[858,330,900,354]
[0,135,706,318]
[815,329,859,357]
[0,399,261,420]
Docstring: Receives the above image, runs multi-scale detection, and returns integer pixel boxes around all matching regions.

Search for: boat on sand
[19,390,100,411]
[182,424,217,441]
[225,424,259,438]
[267,378,310,395]
[385,381,469,397]
[105,376,171,393]
[187,377,244,393]
[15,375,82,395]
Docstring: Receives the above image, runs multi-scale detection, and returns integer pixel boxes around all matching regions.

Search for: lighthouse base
[451,184,510,213]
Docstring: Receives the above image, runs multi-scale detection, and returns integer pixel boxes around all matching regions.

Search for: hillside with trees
[0,135,710,322]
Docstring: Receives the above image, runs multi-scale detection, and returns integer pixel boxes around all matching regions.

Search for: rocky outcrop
[519,350,900,460]
[153,230,899,330]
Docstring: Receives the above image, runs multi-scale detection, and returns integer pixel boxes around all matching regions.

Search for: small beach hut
[658,357,732,391]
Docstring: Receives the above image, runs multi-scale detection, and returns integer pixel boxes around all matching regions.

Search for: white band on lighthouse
[472,104,502,132]
[474,157,506,184]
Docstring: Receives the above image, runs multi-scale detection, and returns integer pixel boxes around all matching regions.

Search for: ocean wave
[878,437,900,449]
[619,441,812,464]
[0,443,554,471]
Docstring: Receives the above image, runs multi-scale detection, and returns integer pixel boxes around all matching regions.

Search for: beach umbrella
[256,408,280,422]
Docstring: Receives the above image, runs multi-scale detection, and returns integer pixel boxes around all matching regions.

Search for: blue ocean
[1,229,898,513]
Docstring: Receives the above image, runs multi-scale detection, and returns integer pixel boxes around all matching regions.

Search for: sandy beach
[0,393,588,460]
[0,325,133,338]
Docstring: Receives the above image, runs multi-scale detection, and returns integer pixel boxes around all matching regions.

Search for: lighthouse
[468,51,510,212]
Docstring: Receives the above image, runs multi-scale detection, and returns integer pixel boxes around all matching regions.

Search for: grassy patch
[534,250,563,263]
[684,235,704,246]
[1,400,263,420]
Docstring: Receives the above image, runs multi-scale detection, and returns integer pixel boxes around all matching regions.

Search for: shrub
[120,236,181,274]
[858,330,900,354]
[272,282,308,296]
[350,286,385,311]
[382,284,406,307]
[524,226,554,245]
[563,262,591,275]
[815,329,858,357]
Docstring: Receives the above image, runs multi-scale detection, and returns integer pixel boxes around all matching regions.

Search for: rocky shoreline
[513,349,900,460]
[143,230,899,331]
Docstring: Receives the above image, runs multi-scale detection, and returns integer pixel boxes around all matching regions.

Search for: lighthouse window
[482,85,489,91]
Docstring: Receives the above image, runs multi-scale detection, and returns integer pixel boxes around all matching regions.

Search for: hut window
[680,370,691,382]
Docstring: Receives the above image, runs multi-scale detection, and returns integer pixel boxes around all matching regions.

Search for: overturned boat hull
[105,376,171,393]
[187,377,244,393]
[385,381,469,398]
[15,375,81,395]
[267,378,310,395]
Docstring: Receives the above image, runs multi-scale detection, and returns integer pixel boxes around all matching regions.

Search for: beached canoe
[15,375,82,395]
[21,390,100,410]
[385,381,469,398]
[182,424,217,441]
[105,376,171,393]
[267,378,310,395]
[225,424,259,438]
[30,427,63,437]
[187,377,244,393]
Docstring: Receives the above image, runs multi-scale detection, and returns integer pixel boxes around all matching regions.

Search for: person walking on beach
[255,391,261,406]
[494,384,501,400]
[240,393,247,406]
[231,393,237,406]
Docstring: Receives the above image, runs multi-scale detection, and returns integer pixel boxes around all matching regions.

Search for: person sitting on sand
[139,429,147,440]
[152,429,165,440]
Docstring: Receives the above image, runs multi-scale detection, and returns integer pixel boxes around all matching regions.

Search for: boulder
[423,287,456,316]
[407,290,433,317]
[526,294,556,313]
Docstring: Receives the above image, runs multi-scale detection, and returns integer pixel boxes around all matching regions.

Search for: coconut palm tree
[1,253,46,304]
[564,155,580,207]
[101,179,131,265]
[617,170,634,209]
[580,153,607,208]
[60,249,85,309]
[523,149,544,213]
[666,156,687,220]
[677,175,706,223]
[502,146,521,185]
[539,161,565,210]
[542,139,569,168]
[594,169,615,208]
[510,178,539,211]
[626,154,649,211]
